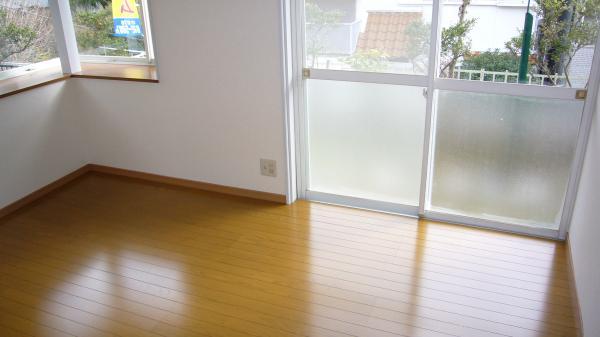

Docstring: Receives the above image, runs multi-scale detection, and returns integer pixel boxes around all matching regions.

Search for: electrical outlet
[260,159,277,177]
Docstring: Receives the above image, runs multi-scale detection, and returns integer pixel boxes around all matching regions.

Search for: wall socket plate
[260,159,277,177]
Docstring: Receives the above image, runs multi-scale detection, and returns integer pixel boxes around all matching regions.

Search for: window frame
[0,0,157,83]
[0,59,62,81]
[289,0,600,240]
[0,1,63,81]
[75,0,156,66]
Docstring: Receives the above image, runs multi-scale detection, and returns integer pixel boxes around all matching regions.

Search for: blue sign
[113,18,142,37]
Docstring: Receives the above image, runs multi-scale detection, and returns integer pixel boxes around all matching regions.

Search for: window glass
[305,0,432,75]
[0,0,60,78]
[439,0,599,88]
[307,80,426,205]
[430,90,583,228]
[70,0,149,61]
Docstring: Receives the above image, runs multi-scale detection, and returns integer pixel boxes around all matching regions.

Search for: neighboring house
[441,0,533,53]
[313,0,537,56]
[310,0,594,86]
[568,45,595,88]
[356,11,422,60]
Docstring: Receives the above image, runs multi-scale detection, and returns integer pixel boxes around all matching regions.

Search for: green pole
[518,4,533,83]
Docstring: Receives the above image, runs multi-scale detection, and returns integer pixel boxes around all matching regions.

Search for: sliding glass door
[293,0,600,239]
[298,0,436,214]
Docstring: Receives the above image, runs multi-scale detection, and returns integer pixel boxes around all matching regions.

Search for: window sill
[0,63,158,100]
[0,66,69,99]
[72,63,159,83]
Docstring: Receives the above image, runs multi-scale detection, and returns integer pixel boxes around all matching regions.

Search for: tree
[533,0,600,86]
[534,0,573,83]
[0,9,37,63]
[406,20,431,73]
[563,0,600,86]
[503,33,536,79]
[305,0,343,67]
[439,0,477,77]
[74,8,131,56]
[70,0,110,9]
[505,32,535,58]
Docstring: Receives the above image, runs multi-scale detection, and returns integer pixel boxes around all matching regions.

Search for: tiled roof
[356,11,423,59]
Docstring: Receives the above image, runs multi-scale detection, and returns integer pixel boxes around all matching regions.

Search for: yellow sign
[112,0,140,19]
[112,0,142,37]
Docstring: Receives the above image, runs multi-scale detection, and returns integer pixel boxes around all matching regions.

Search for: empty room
[1,0,600,336]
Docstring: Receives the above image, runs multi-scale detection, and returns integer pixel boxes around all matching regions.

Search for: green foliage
[563,0,600,85]
[342,49,390,72]
[504,32,535,58]
[533,0,600,84]
[570,0,600,47]
[439,0,477,77]
[70,0,110,9]
[534,0,572,77]
[73,7,142,56]
[460,49,525,80]
[462,50,520,72]
[405,20,431,73]
[305,0,344,67]
[305,1,344,25]
[0,9,37,63]
[440,18,477,76]
[406,21,430,57]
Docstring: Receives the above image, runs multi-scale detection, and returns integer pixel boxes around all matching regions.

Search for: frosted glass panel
[430,91,583,228]
[307,80,425,205]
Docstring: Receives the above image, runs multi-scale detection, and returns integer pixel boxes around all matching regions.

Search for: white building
[313,0,535,55]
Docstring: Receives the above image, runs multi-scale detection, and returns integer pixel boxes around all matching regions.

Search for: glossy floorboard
[0,173,579,337]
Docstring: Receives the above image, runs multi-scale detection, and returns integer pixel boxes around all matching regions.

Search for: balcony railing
[452,67,587,87]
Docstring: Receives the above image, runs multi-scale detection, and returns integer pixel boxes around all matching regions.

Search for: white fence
[452,67,587,87]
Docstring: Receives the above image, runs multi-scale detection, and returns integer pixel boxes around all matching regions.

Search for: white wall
[0,80,89,209]
[76,0,288,195]
[442,4,531,53]
[1,0,289,210]
[569,86,600,337]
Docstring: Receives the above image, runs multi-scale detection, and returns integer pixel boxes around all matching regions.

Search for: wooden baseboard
[0,164,287,220]
[566,236,585,337]
[88,164,287,204]
[0,165,91,219]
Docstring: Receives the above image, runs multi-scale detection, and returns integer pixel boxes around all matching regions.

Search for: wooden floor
[0,173,579,337]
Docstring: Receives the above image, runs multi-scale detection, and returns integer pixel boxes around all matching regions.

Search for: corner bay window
[0,0,155,83]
